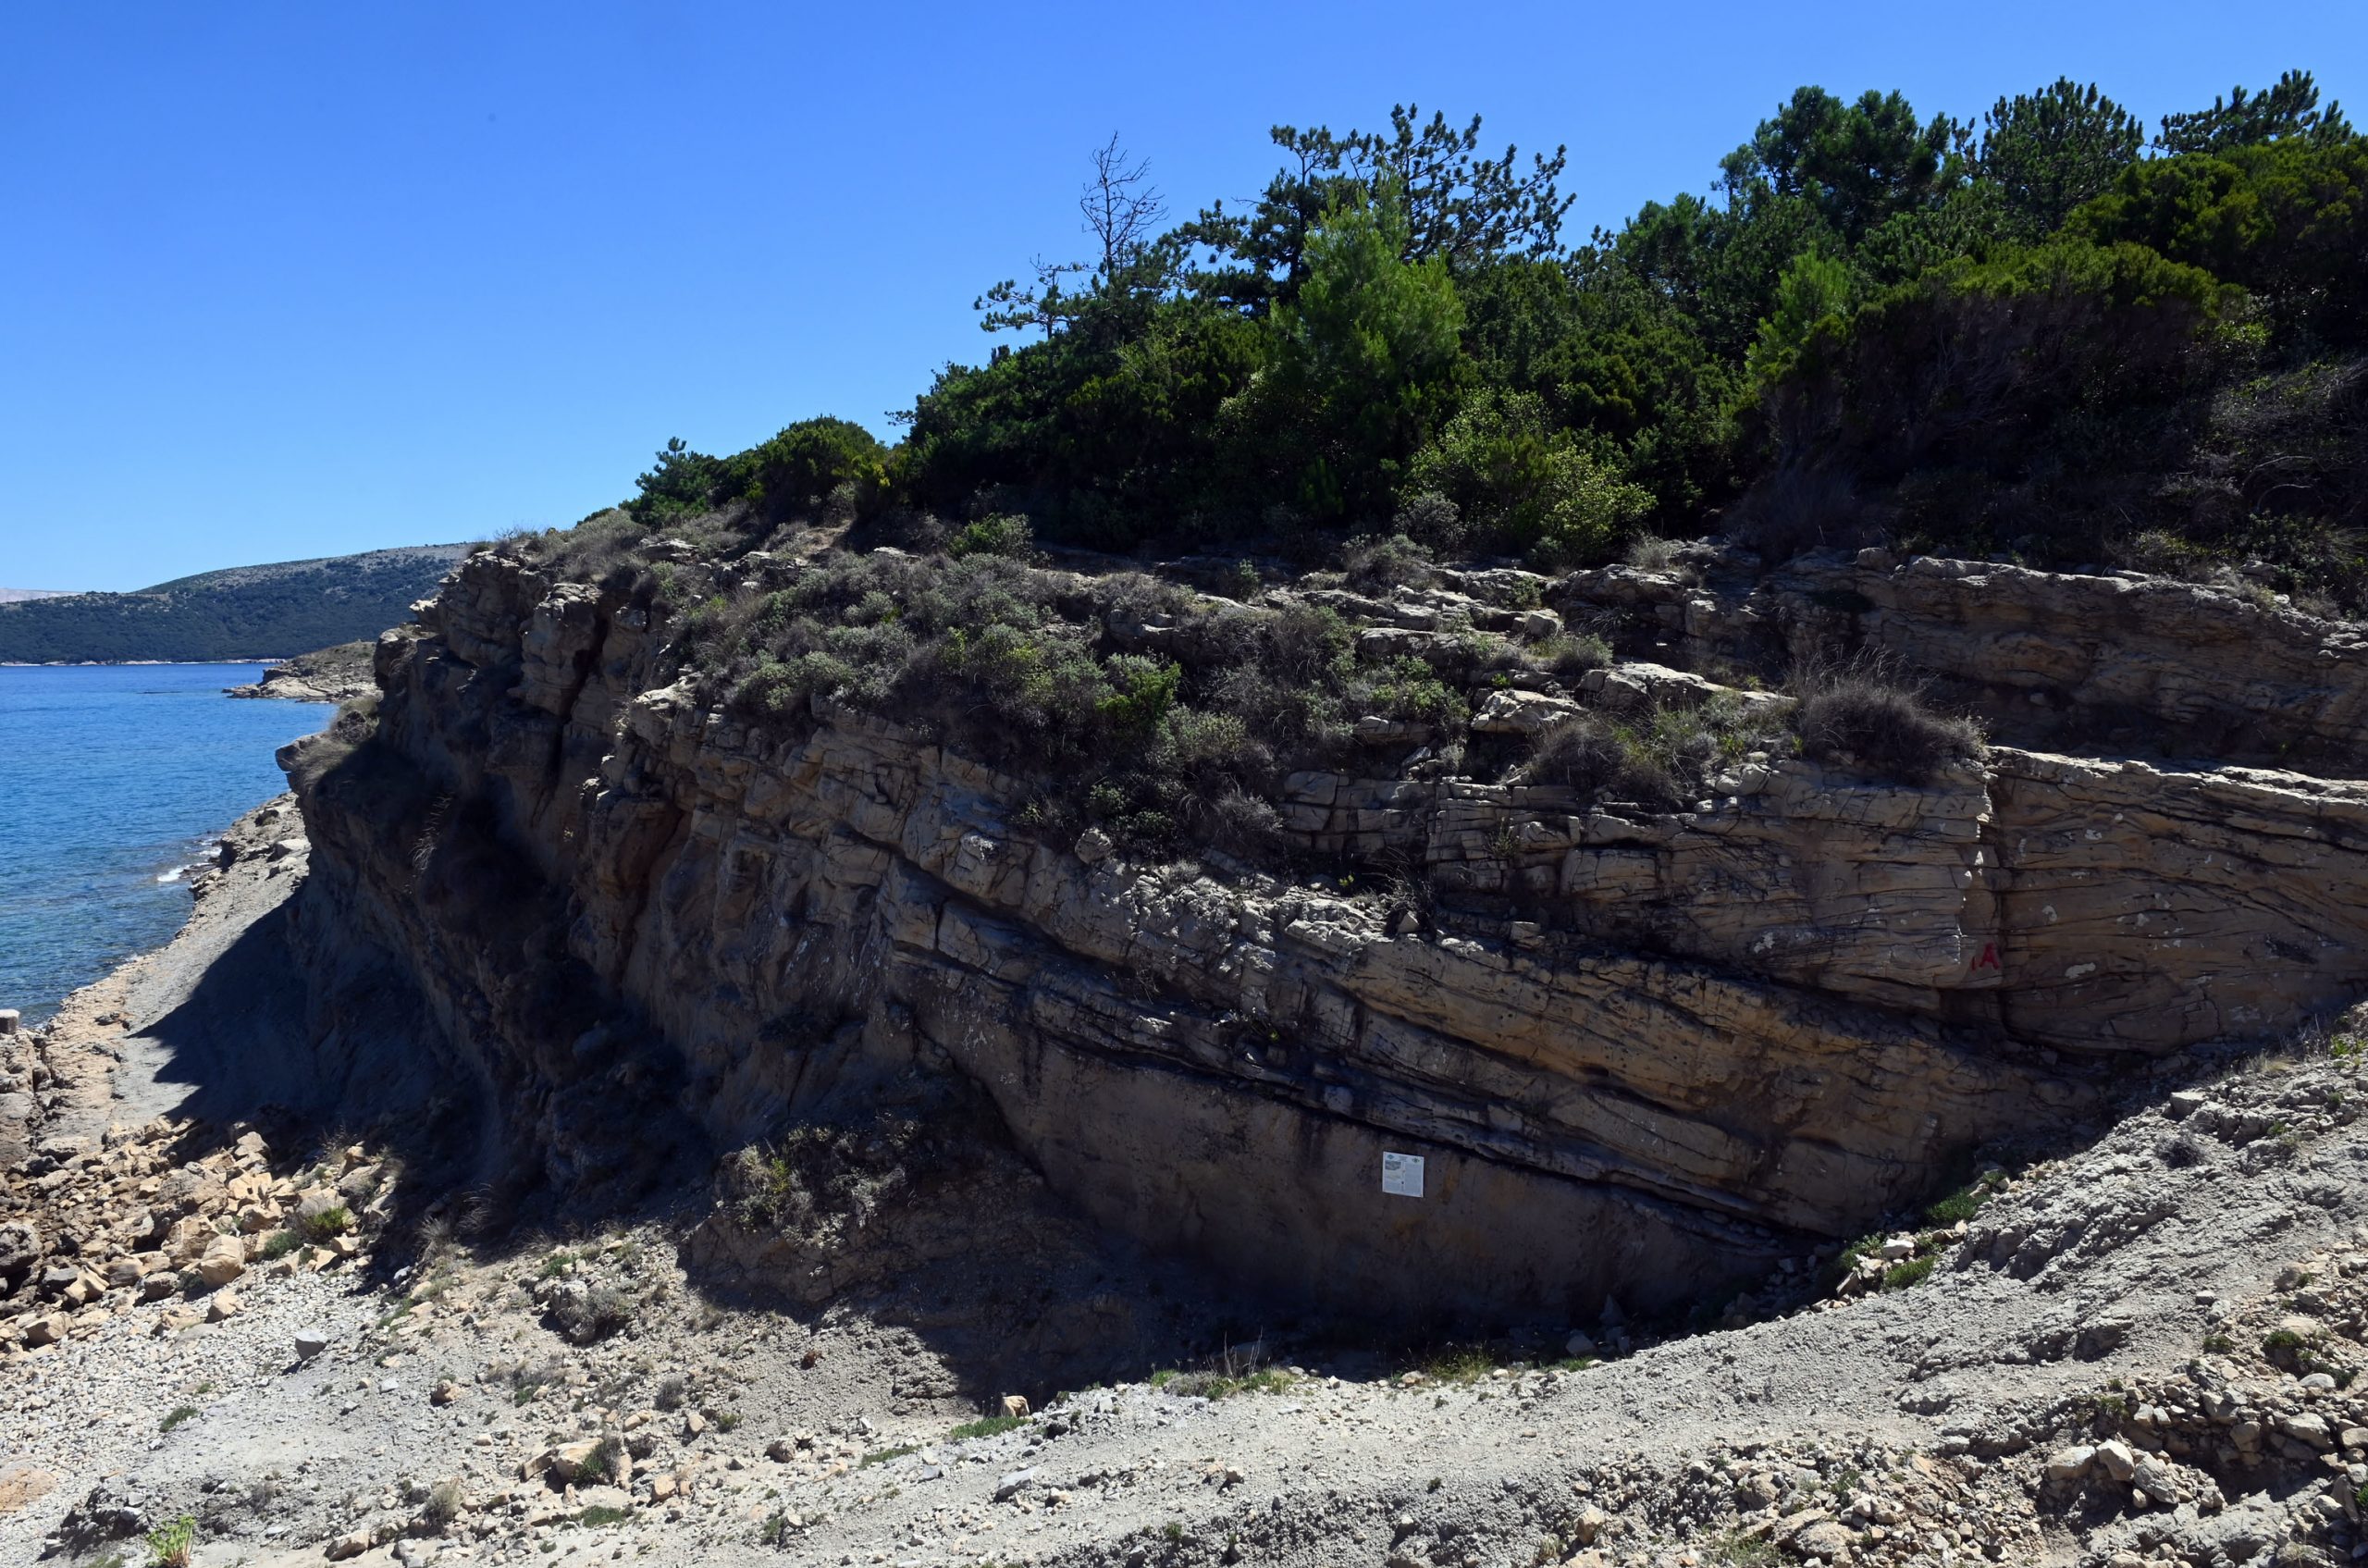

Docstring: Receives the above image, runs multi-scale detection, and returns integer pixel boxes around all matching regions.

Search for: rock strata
[270,540,2368,1328]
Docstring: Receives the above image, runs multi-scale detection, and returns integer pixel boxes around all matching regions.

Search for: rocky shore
[226,641,377,705]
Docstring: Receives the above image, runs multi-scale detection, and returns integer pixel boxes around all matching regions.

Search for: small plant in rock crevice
[143,1515,196,1568]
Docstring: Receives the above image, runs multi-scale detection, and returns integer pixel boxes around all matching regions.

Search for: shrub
[1340,533,1435,594]
[1922,1170,2005,1226]
[1526,719,1630,795]
[579,1434,626,1485]
[553,1284,633,1344]
[1406,389,1652,568]
[1881,1254,1937,1290]
[1390,491,1464,549]
[746,416,890,525]
[947,1414,1028,1441]
[302,1204,353,1241]
[1793,666,1982,784]
[1752,239,2234,563]
[1528,632,1612,676]
[145,1515,196,1568]
[1365,657,1468,727]
[945,513,1035,560]
[422,1479,462,1530]
[1527,695,1789,806]
[1622,534,1684,572]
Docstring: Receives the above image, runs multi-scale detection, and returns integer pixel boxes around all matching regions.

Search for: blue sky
[4,2,2362,590]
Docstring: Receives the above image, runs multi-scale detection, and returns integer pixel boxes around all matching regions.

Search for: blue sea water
[0,665,333,1025]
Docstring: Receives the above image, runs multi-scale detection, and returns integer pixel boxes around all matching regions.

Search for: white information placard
[1381,1150,1424,1198]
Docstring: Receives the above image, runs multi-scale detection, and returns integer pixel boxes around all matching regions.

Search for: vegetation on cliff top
[588,68,2362,610]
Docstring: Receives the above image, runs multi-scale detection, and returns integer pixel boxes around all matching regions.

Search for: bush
[1525,694,1792,807]
[145,1515,196,1568]
[1341,533,1435,594]
[1793,666,1982,784]
[1751,239,2235,563]
[2069,139,2368,351]
[747,416,890,525]
[946,513,1035,560]
[422,1479,462,1530]
[302,1204,353,1241]
[551,1283,632,1344]
[579,1434,626,1484]
[1405,389,1652,568]
[1365,657,1468,728]
[1526,719,1631,795]
[1527,632,1612,676]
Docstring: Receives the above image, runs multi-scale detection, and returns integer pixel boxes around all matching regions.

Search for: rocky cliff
[279,540,2368,1329]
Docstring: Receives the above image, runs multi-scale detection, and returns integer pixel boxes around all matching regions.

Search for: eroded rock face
[1556,549,2368,772]
[282,548,2368,1326]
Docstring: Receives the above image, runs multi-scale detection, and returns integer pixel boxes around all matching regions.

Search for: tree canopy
[607,68,2368,608]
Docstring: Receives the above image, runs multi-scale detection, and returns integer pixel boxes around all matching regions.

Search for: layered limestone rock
[1554,549,2368,772]
[281,548,2368,1326]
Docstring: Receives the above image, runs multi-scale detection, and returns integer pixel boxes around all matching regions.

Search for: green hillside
[0,545,467,663]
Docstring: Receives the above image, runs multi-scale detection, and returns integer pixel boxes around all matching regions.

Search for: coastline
[0,796,313,1168]
[0,660,299,668]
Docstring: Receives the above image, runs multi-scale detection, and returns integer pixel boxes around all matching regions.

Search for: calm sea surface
[0,665,332,1024]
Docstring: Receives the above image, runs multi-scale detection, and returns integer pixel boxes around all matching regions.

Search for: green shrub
[946,513,1036,560]
[947,1414,1028,1441]
[1881,1254,1936,1290]
[746,416,890,525]
[1923,1170,2005,1226]
[423,1479,463,1529]
[1366,657,1468,727]
[1405,389,1651,568]
[302,1204,353,1241]
[145,1515,196,1568]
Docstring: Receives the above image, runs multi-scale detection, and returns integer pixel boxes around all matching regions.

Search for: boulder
[0,1221,39,1283]
[20,1313,71,1347]
[194,1236,246,1290]
[1470,689,1583,738]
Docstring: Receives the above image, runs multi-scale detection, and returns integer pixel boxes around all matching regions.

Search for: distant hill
[0,545,468,663]
[0,588,76,603]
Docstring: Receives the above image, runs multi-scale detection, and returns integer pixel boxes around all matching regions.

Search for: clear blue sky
[4,1,2362,590]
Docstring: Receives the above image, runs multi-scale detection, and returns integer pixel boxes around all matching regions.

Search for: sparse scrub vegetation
[1792,663,1983,784]
[1524,693,1793,807]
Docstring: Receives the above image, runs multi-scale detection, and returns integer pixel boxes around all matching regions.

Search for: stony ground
[7,822,2368,1568]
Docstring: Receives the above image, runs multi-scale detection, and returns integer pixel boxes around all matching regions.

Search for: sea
[0,664,333,1026]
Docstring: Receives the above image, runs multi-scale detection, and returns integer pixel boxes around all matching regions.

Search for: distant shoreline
[0,658,290,668]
